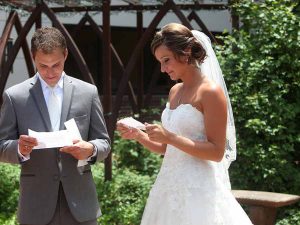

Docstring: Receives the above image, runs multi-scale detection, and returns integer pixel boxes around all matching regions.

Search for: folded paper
[28,129,73,149]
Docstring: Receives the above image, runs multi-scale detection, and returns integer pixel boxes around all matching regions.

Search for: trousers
[21,183,98,225]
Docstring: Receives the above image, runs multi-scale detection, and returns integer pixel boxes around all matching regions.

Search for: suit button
[53,175,59,181]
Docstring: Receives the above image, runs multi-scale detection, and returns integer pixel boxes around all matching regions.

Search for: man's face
[33,48,68,87]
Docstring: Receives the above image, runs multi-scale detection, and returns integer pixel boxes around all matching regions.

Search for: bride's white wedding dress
[140,103,252,225]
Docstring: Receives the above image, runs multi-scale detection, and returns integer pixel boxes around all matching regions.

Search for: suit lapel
[29,78,52,132]
[60,75,74,129]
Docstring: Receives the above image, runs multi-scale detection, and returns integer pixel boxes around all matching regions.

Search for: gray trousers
[21,183,98,225]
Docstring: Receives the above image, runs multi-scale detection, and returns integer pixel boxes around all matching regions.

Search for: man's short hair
[31,27,67,55]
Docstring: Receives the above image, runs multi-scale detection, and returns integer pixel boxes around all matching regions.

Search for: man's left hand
[60,140,94,160]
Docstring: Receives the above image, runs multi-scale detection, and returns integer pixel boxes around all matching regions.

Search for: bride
[117,23,252,225]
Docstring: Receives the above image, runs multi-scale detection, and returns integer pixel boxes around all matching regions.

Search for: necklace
[177,74,203,106]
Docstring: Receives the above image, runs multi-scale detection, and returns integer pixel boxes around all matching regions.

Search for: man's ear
[31,51,35,60]
[64,48,68,60]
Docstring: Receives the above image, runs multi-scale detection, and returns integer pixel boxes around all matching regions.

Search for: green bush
[93,164,155,225]
[217,0,300,193]
[276,204,300,225]
[216,0,300,223]
[0,164,20,222]
[0,214,17,225]
[113,131,162,176]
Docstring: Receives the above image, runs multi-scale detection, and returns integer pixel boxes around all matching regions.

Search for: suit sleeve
[88,86,111,163]
[0,91,21,164]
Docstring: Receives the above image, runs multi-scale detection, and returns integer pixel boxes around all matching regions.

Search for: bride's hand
[116,122,143,141]
[145,123,170,143]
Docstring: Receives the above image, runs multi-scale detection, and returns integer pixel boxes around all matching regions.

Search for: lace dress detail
[140,103,252,225]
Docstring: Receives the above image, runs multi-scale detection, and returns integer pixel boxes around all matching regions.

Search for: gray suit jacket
[0,75,111,224]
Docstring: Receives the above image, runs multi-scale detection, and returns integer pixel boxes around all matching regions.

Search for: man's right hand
[18,135,38,156]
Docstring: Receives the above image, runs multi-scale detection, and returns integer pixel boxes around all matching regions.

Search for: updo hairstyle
[151,23,206,66]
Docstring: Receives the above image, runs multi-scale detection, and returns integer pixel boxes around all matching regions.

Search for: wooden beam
[187,11,218,44]
[50,4,228,13]
[0,5,43,101]
[41,2,95,84]
[0,1,228,12]
[136,10,144,112]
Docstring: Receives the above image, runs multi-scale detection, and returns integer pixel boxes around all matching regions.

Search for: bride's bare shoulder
[169,83,182,96]
[199,78,222,93]
[198,78,225,101]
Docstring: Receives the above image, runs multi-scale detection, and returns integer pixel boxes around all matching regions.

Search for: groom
[0,27,110,225]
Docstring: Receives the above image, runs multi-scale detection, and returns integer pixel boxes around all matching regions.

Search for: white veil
[192,30,236,189]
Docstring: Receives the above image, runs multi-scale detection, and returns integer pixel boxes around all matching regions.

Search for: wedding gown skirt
[140,103,252,225]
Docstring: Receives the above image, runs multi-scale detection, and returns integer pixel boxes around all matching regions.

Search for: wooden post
[35,0,41,30]
[102,0,112,181]
[137,10,144,113]
[228,0,239,31]
[248,206,277,225]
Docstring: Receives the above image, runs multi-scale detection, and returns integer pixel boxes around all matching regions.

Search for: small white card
[117,117,146,130]
[64,119,88,167]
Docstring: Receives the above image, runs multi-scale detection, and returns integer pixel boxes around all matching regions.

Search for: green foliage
[217,0,300,193]
[0,214,17,225]
[0,164,20,221]
[113,131,162,176]
[92,164,154,225]
[216,0,300,223]
[276,203,300,225]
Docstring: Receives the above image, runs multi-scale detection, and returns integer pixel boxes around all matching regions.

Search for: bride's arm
[116,123,166,155]
[146,84,227,162]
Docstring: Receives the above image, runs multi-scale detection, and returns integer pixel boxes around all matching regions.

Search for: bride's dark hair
[151,23,206,66]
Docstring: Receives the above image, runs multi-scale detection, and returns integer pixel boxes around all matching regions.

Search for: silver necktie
[48,88,61,131]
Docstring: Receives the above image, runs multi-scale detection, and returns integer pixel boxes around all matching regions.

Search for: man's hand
[60,140,94,160]
[18,135,38,156]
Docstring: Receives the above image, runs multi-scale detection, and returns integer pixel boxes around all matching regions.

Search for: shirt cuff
[87,144,98,161]
[77,144,98,167]
[18,146,30,162]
